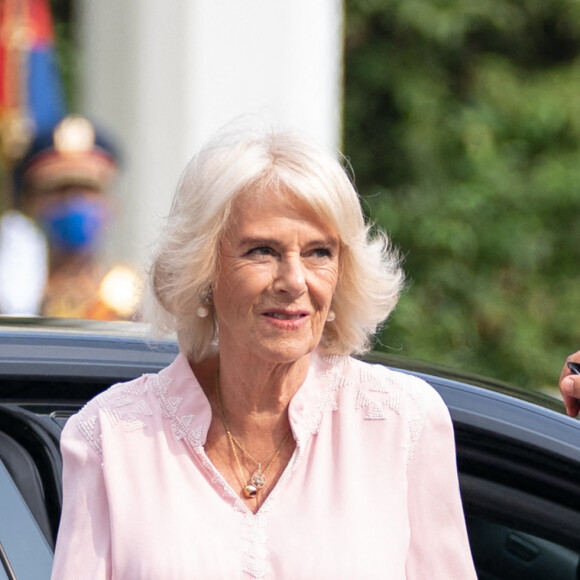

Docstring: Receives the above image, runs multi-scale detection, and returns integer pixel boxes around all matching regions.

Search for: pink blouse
[51,352,476,579]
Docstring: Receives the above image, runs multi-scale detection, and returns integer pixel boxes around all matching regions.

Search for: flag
[0,0,66,162]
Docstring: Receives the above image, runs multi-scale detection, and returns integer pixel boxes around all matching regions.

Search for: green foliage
[344,0,580,389]
[51,0,77,111]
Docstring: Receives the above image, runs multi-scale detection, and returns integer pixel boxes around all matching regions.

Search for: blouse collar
[154,350,350,449]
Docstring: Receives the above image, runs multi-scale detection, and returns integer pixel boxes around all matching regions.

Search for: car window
[468,515,580,580]
[462,474,580,580]
[0,460,53,580]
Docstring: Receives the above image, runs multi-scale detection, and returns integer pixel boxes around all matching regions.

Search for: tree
[344,0,580,389]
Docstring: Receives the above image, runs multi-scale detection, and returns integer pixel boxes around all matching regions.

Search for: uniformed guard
[8,114,140,320]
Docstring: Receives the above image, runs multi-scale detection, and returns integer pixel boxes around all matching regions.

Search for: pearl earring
[197,287,212,318]
[326,310,336,322]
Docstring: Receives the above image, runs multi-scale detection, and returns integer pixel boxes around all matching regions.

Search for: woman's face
[212,191,340,366]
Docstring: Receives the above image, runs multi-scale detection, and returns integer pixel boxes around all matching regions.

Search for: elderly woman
[51,127,476,579]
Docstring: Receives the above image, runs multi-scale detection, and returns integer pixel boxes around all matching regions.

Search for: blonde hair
[143,125,404,361]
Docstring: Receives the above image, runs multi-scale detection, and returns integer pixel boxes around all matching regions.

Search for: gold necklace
[215,372,292,498]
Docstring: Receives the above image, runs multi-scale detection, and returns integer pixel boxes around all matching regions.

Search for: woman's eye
[311,247,332,259]
[248,246,275,257]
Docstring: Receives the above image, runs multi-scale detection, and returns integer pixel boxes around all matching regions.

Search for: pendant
[250,469,267,489]
[243,484,258,498]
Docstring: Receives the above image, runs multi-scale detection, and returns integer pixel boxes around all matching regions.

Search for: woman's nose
[273,257,306,297]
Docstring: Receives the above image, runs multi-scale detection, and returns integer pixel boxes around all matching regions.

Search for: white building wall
[77,0,344,271]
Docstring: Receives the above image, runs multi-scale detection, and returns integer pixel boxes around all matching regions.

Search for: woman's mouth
[262,310,309,328]
[268,312,306,320]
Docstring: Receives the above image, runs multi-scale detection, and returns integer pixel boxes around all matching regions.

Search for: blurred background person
[0,191,48,315]
[1,1,139,320]
[5,114,140,320]
[0,0,66,316]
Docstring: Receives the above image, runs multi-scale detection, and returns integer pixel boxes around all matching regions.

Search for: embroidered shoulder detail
[75,406,101,456]
[404,387,428,464]
[355,364,428,464]
[355,368,403,420]
[150,373,205,448]
[302,355,353,435]
[74,377,153,456]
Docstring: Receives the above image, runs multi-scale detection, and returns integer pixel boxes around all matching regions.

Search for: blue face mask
[39,196,110,253]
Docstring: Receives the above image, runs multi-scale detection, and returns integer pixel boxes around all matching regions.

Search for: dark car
[1,319,580,579]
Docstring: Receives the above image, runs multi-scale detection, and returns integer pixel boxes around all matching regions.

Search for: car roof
[365,351,580,463]
[0,317,178,380]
